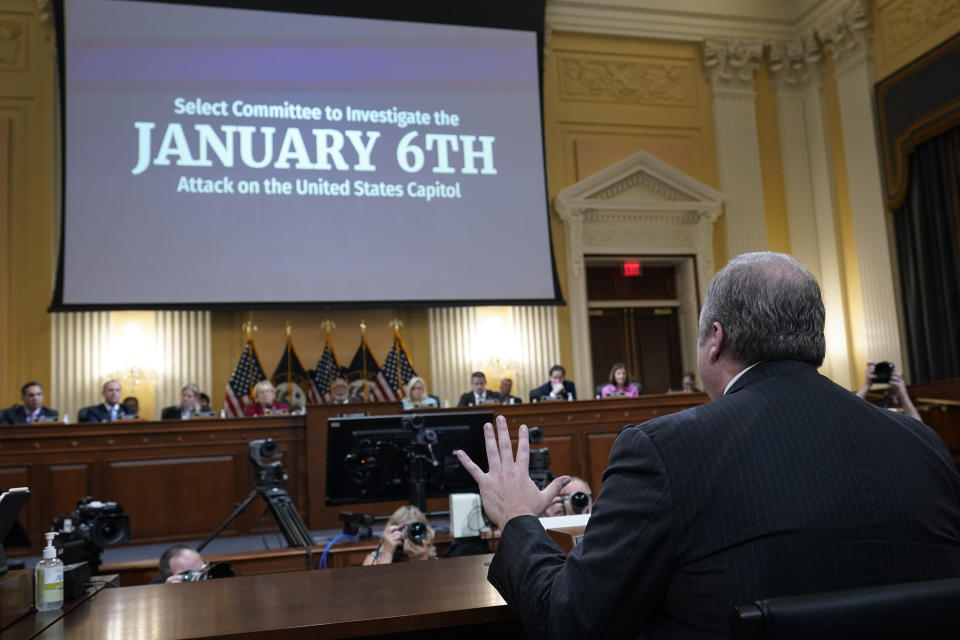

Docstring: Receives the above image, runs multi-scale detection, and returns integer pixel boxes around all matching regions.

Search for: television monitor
[326,411,491,506]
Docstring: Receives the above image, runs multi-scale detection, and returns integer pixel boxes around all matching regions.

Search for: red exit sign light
[621,261,642,277]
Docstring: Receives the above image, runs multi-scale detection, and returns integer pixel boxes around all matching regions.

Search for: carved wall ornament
[0,20,24,69]
[36,0,53,23]
[767,37,822,88]
[883,0,960,53]
[559,57,690,105]
[817,0,871,70]
[702,38,763,91]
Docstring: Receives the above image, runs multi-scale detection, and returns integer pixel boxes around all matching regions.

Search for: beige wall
[4,1,960,406]
[1,1,55,405]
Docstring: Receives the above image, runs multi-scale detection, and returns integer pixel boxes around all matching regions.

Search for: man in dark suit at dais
[457,251,960,640]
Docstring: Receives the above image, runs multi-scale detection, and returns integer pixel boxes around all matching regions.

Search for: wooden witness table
[0,395,709,555]
[22,555,519,640]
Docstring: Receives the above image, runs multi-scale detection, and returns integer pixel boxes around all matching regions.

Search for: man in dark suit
[79,380,135,422]
[529,364,576,401]
[457,371,501,407]
[457,252,960,639]
[1,381,58,424]
[498,378,522,405]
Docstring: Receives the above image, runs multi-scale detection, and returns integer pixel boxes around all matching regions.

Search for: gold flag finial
[285,320,292,337]
[241,320,258,338]
[388,318,404,332]
[359,318,367,334]
[321,319,336,334]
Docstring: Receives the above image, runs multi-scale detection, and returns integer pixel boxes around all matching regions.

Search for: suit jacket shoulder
[79,404,108,422]
[161,406,180,420]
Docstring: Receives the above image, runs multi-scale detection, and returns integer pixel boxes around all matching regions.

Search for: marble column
[820,0,904,370]
[703,38,768,259]
[769,36,853,387]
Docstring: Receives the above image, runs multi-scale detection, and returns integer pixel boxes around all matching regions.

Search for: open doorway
[586,256,699,395]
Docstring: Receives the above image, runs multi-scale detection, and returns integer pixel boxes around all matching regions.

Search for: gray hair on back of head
[698,252,825,367]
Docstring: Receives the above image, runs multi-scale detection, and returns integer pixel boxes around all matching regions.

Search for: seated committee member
[457,252,960,639]
[363,505,436,566]
[156,545,205,583]
[244,381,289,417]
[669,371,702,393]
[599,363,642,398]
[530,365,576,401]
[542,476,592,517]
[401,376,438,410]
[1,381,58,424]
[499,378,522,404]
[855,361,922,422]
[330,377,362,405]
[197,392,214,413]
[161,384,205,420]
[458,371,501,407]
[121,396,140,417]
[79,380,135,422]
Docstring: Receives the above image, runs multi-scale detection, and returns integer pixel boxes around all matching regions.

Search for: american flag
[310,339,341,403]
[224,339,267,417]
[345,336,395,402]
[381,332,418,397]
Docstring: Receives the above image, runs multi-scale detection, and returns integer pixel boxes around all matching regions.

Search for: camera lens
[404,521,427,543]
[569,491,590,514]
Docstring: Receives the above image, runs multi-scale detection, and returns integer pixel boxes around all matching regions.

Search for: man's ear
[708,322,725,363]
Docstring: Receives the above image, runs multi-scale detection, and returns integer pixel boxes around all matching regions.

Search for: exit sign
[621,261,642,277]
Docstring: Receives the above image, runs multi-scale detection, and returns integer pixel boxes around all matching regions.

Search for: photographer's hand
[855,361,876,399]
[890,370,922,422]
[378,525,403,563]
[456,415,570,530]
[403,536,428,561]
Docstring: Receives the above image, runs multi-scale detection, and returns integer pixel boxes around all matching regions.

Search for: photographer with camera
[855,361,922,422]
[543,477,593,517]
[157,545,206,583]
[363,505,436,566]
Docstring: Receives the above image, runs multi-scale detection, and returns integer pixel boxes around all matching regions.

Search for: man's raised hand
[456,415,570,529]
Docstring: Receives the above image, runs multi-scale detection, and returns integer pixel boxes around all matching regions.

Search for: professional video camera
[51,497,130,573]
[527,426,554,490]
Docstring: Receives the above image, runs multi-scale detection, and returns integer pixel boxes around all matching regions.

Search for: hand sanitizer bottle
[35,531,63,612]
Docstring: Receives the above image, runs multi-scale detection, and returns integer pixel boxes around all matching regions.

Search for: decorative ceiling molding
[545,0,852,43]
[695,1,869,90]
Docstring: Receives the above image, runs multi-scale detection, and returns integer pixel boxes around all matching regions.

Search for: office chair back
[730,577,960,639]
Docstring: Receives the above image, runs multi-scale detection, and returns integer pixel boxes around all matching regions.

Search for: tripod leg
[261,487,314,548]
[197,489,259,552]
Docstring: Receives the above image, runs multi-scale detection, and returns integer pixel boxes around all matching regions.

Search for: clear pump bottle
[35,531,64,612]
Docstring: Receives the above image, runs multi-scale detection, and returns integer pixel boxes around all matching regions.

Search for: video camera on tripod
[198,438,313,551]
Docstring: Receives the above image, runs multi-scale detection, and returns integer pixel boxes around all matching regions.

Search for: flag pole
[285,321,293,400]
[360,319,368,401]
[388,318,405,391]
[242,320,258,399]
[322,319,336,398]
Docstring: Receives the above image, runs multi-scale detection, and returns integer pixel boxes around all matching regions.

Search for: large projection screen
[52,0,559,309]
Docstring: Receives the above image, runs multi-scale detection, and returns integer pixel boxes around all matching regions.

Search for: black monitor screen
[325,411,490,505]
